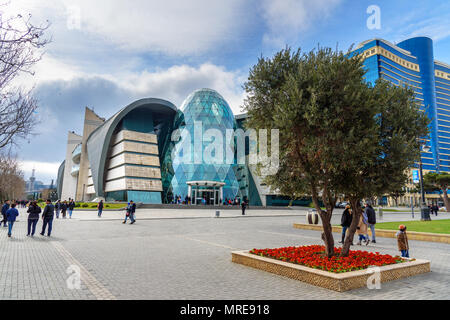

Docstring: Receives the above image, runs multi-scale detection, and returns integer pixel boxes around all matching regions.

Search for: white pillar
[188,185,192,204]
[220,186,223,205]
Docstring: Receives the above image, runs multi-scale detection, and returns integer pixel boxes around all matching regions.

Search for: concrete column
[188,185,192,204]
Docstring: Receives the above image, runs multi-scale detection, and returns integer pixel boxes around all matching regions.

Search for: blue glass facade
[166,89,240,201]
[350,37,450,172]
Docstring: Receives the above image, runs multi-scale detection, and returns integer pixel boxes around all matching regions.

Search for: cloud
[119,63,246,113]
[58,0,248,55]
[15,62,245,179]
[19,160,61,184]
[260,0,342,47]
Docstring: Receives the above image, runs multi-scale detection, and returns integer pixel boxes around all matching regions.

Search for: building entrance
[187,181,224,206]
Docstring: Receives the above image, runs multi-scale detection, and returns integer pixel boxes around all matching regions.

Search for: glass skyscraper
[349,37,450,172]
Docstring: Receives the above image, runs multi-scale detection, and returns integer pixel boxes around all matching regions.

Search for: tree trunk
[341,198,362,257]
[443,188,450,212]
[311,191,335,258]
[318,210,335,257]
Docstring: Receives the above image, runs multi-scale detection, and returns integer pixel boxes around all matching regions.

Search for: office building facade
[350,37,450,205]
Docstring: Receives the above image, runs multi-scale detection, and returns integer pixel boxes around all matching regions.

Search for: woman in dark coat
[27,201,41,236]
[339,205,353,244]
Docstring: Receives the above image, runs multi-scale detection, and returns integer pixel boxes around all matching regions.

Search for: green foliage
[81,203,89,208]
[243,46,429,204]
[243,46,430,256]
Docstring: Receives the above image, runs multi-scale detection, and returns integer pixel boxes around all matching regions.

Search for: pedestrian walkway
[0,215,447,300]
[17,207,449,223]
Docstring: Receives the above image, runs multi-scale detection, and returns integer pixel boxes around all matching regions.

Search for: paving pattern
[0,210,448,300]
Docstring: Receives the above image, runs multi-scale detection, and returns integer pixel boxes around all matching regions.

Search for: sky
[2,0,450,184]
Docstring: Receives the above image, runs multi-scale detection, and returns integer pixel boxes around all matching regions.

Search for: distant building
[57,89,288,205]
[25,169,53,198]
[349,37,450,205]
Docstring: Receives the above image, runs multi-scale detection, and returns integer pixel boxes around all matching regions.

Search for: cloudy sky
[2,0,450,184]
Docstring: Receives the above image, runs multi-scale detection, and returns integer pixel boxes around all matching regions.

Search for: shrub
[82,203,89,208]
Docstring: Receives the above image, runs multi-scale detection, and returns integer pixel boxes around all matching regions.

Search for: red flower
[249,245,405,273]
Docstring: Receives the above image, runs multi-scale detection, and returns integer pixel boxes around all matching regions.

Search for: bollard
[215,210,220,218]
[306,209,319,225]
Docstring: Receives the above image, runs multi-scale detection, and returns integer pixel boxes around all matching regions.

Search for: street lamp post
[419,145,431,221]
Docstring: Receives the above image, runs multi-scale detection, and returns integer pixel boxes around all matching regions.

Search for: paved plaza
[0,208,448,300]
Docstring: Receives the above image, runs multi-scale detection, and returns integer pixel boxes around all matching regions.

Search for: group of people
[53,199,76,219]
[1,199,56,237]
[340,201,410,257]
[339,202,377,246]
[428,204,440,216]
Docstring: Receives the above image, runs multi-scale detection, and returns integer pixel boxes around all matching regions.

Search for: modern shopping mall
[57,88,276,206]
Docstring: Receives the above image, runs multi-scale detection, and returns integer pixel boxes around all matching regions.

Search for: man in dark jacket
[339,205,353,244]
[61,201,68,218]
[241,199,248,216]
[97,200,104,218]
[27,201,42,236]
[365,202,377,243]
[68,199,75,218]
[6,203,19,237]
[1,200,10,227]
[54,200,61,219]
[40,199,55,237]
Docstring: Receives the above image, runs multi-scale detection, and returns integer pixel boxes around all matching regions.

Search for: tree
[0,5,50,150]
[243,47,429,258]
[424,172,450,211]
[0,153,25,200]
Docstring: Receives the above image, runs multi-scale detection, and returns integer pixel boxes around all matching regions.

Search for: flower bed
[249,245,406,273]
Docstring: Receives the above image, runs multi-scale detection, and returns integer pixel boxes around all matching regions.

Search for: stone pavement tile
[0,215,448,299]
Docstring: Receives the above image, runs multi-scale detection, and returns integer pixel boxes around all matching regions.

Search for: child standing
[396,224,409,258]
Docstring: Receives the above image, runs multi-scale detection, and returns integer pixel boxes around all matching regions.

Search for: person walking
[339,205,353,244]
[61,200,68,219]
[1,200,10,227]
[356,210,369,245]
[40,199,55,237]
[396,224,409,258]
[55,200,61,219]
[432,204,439,216]
[97,200,104,218]
[68,199,75,218]
[6,203,19,237]
[27,200,41,236]
[241,199,247,215]
[123,200,136,224]
[365,202,377,243]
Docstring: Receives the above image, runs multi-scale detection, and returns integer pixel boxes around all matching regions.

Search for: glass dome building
[167,88,240,204]
[58,87,267,206]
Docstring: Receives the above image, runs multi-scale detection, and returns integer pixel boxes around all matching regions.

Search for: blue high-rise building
[349,37,450,172]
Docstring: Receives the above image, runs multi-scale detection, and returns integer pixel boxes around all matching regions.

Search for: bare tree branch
[0,3,50,151]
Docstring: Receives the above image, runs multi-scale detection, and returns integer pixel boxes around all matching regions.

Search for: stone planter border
[293,223,450,244]
[231,250,430,292]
